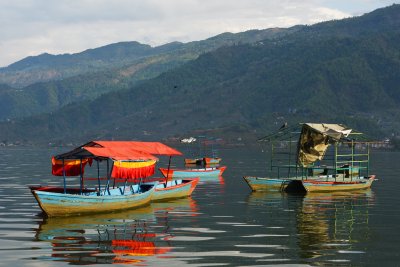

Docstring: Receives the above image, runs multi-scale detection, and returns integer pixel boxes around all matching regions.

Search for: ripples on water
[0,147,399,266]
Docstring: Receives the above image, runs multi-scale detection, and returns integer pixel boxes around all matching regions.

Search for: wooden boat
[203,157,222,165]
[243,123,377,193]
[31,184,156,217]
[142,177,199,201]
[30,141,186,217]
[181,136,223,166]
[159,166,226,178]
[243,176,300,192]
[301,175,375,192]
[184,158,203,165]
[32,177,199,206]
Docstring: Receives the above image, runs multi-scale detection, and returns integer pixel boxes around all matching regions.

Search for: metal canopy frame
[257,123,376,181]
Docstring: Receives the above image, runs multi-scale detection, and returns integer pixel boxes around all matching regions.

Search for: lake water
[0,146,399,266]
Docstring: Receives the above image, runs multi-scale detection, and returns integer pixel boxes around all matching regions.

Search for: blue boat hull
[151,178,199,201]
[243,176,297,192]
[159,166,226,178]
[31,184,156,217]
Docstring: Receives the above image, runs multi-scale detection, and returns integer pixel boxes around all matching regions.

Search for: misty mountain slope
[0,28,299,121]
[2,29,399,143]
[1,4,399,144]
[0,28,297,88]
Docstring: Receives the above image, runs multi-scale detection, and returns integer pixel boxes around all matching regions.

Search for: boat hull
[243,176,299,192]
[151,178,199,201]
[244,175,375,193]
[31,184,156,217]
[159,166,226,178]
[301,175,375,192]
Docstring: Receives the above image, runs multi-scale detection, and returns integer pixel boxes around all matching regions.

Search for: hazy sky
[0,0,398,67]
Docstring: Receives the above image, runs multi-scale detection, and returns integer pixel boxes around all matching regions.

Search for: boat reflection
[296,190,375,259]
[199,175,225,185]
[34,197,198,264]
[246,190,375,262]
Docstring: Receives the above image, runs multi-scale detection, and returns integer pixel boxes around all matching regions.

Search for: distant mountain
[0,4,399,145]
[0,28,299,121]
[0,28,298,88]
[0,41,171,86]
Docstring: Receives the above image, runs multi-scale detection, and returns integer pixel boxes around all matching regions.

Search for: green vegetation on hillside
[0,4,399,145]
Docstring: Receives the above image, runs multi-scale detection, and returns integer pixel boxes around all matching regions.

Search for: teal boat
[244,123,377,193]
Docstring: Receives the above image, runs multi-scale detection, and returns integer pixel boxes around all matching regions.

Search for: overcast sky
[0,0,398,67]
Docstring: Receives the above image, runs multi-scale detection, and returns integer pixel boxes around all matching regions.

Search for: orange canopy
[54,140,182,160]
[83,147,157,161]
[52,141,180,178]
[89,141,182,156]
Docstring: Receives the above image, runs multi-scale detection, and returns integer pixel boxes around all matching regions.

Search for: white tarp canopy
[297,123,352,167]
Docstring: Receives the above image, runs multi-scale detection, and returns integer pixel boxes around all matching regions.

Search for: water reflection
[297,190,374,261]
[34,198,198,265]
[247,190,375,265]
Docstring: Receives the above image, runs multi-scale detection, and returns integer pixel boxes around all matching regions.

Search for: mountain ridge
[0,4,399,145]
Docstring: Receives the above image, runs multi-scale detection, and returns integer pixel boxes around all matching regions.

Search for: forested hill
[0,4,399,145]
[0,28,297,88]
[0,28,298,121]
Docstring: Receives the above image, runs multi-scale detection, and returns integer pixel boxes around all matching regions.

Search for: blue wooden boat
[31,184,156,217]
[30,141,185,217]
[159,166,226,179]
[243,176,299,192]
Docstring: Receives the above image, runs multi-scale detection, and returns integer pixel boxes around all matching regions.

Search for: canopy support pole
[166,156,172,187]
[97,160,101,195]
[122,178,128,195]
[62,159,66,194]
[106,159,110,195]
[80,158,83,195]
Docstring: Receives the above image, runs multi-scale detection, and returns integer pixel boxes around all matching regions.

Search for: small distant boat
[203,157,222,165]
[184,157,222,165]
[181,136,223,166]
[30,141,195,217]
[184,158,203,165]
[243,123,377,193]
[159,166,226,178]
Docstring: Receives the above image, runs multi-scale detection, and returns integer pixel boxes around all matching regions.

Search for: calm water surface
[0,146,399,266]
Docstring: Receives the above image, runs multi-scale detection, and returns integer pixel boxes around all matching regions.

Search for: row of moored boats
[30,123,377,217]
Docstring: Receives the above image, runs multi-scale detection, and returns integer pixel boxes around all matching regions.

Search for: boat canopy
[297,123,352,167]
[88,141,183,156]
[52,157,92,176]
[52,141,182,178]
[111,159,157,180]
[55,141,182,160]
[83,147,157,161]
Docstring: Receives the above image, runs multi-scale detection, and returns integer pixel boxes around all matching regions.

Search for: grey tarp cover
[297,123,352,167]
